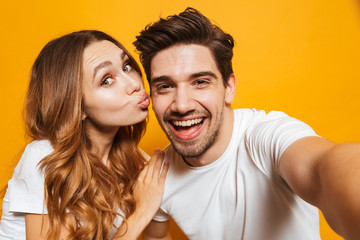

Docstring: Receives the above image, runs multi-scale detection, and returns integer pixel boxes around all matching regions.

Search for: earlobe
[225,73,236,104]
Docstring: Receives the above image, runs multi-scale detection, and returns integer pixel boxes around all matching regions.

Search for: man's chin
[170,140,207,158]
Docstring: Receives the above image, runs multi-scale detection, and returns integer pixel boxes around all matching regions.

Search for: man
[133,7,360,240]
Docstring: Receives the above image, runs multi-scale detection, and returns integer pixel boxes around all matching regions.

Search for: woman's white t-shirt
[0,140,125,239]
[0,140,51,239]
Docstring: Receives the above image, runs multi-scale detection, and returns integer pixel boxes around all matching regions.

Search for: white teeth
[172,118,203,127]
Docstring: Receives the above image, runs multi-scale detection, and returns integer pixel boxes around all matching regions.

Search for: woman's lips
[138,92,150,109]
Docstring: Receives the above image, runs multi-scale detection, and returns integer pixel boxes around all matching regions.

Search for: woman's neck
[85,120,119,166]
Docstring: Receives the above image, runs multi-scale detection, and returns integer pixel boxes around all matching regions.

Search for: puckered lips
[168,117,206,141]
[138,92,150,109]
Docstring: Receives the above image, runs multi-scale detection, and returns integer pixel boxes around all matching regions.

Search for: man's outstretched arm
[143,220,172,240]
[279,136,360,239]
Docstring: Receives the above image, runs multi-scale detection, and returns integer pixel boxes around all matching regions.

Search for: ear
[224,73,236,104]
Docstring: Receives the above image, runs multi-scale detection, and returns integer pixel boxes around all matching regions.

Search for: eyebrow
[151,71,218,84]
[93,61,112,79]
[92,51,128,79]
[151,76,171,85]
[191,71,218,80]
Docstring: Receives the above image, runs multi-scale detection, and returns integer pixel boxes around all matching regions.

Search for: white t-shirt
[154,109,321,240]
[0,140,124,240]
[0,140,51,239]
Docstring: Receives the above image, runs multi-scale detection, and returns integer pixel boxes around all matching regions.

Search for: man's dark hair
[133,7,235,87]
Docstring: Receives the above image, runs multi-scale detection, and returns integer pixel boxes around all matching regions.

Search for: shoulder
[235,108,287,120]
[24,140,53,156]
[240,109,308,134]
[6,140,53,214]
[233,108,289,126]
[23,140,53,164]
[13,140,53,177]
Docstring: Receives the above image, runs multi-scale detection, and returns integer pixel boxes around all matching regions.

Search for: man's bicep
[143,219,171,240]
[279,136,335,206]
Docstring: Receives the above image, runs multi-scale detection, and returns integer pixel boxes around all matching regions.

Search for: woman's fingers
[153,150,165,178]
[142,148,167,183]
[145,148,160,178]
[137,164,148,182]
[159,160,169,184]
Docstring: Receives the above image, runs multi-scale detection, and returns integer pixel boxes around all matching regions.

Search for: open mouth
[169,117,205,140]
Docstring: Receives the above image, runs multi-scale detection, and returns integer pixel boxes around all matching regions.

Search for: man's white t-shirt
[154,109,321,240]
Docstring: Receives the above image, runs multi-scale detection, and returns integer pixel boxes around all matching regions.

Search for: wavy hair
[133,7,235,87]
[24,30,146,239]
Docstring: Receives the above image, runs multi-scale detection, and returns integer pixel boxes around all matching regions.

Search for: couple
[1,7,360,240]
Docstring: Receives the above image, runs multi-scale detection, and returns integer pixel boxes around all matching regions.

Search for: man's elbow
[142,220,172,240]
[142,231,172,240]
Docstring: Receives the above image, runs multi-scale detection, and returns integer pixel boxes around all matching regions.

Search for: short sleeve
[152,207,170,222]
[8,140,53,214]
[245,111,318,178]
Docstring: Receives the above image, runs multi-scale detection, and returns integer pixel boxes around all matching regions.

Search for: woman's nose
[123,75,142,95]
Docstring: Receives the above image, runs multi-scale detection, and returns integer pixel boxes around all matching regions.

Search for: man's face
[150,44,234,159]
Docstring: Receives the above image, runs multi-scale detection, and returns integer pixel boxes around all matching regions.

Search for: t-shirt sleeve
[152,207,170,222]
[245,111,318,179]
[8,141,53,214]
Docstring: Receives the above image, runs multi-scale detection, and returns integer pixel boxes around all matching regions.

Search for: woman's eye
[123,63,132,73]
[100,76,114,87]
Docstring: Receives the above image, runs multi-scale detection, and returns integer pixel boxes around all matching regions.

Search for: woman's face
[82,40,149,129]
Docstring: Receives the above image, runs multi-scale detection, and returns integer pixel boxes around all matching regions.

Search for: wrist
[132,203,154,225]
[114,207,151,239]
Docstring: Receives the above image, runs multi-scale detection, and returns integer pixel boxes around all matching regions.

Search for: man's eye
[100,76,114,87]
[154,83,172,93]
[158,84,170,89]
[123,63,132,73]
[194,79,210,88]
[195,79,207,85]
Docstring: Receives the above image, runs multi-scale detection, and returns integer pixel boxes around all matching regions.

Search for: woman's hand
[112,149,169,239]
[133,148,169,221]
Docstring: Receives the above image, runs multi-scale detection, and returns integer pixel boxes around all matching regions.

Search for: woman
[0,30,168,239]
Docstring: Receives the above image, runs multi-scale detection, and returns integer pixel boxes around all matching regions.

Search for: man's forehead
[150,44,219,81]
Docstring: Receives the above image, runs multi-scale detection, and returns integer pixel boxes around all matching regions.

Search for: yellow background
[1,0,359,239]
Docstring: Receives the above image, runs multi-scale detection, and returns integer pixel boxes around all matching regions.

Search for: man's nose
[170,87,195,114]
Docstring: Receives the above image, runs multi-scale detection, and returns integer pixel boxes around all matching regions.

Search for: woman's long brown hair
[24,30,146,239]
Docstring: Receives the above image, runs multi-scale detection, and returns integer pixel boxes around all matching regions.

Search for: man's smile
[168,117,206,141]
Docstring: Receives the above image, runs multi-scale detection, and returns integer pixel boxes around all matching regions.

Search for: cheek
[196,91,226,113]
[86,91,125,115]
[152,98,167,120]
[195,94,217,108]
